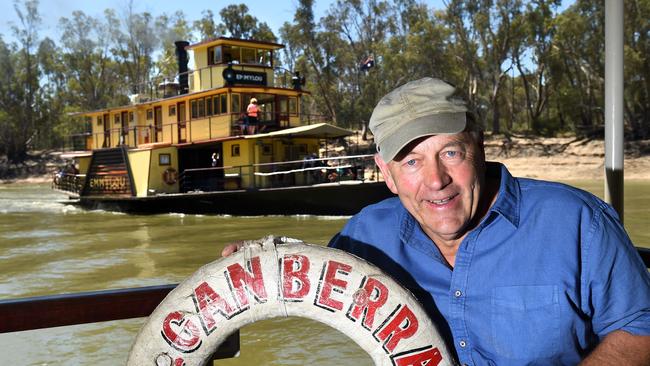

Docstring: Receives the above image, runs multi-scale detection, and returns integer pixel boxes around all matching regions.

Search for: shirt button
[459,340,467,348]
[454,290,462,297]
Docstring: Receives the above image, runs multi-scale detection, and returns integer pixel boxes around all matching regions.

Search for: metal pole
[604,0,624,221]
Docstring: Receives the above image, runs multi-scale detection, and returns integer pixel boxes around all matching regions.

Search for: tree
[194,9,220,41]
[623,0,650,139]
[512,0,561,134]
[0,0,49,163]
[155,11,194,83]
[107,1,159,95]
[444,0,523,134]
[58,10,123,109]
[552,1,605,137]
[218,4,277,42]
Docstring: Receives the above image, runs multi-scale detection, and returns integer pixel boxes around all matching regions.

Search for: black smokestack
[175,41,190,95]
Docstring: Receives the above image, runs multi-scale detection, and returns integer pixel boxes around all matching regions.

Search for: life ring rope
[128,236,454,366]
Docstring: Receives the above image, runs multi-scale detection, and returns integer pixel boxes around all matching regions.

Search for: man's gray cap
[369,77,468,162]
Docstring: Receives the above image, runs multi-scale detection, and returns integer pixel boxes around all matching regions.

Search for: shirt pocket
[491,285,560,360]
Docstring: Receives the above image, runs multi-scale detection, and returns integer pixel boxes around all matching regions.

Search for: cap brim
[377,112,466,162]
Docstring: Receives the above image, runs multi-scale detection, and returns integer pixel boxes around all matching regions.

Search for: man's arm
[580,330,650,366]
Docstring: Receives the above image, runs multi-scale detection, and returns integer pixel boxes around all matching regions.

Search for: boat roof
[244,123,354,139]
[187,37,284,51]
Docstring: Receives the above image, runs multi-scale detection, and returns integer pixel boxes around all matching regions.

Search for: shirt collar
[486,161,520,228]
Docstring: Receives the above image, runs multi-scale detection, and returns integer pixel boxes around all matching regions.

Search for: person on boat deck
[246,97,260,134]
[223,77,650,365]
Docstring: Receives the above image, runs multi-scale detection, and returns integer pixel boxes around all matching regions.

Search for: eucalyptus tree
[58,10,124,110]
[321,0,397,128]
[218,4,277,42]
[105,2,159,96]
[443,0,523,134]
[384,0,453,89]
[194,9,220,41]
[0,0,52,163]
[154,11,193,83]
[623,0,649,140]
[551,1,605,137]
[512,0,561,134]
[280,0,340,122]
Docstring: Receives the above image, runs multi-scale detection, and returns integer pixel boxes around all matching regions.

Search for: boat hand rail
[183,165,241,173]
[0,284,240,360]
[253,153,375,167]
[181,155,375,174]
[254,164,353,176]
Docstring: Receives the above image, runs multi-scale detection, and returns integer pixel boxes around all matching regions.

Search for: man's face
[376,132,486,245]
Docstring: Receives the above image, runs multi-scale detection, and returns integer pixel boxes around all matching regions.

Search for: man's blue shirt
[329,162,650,365]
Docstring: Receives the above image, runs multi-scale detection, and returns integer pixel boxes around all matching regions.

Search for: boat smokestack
[175,41,190,95]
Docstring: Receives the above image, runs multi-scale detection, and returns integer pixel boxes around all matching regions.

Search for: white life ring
[128,236,454,366]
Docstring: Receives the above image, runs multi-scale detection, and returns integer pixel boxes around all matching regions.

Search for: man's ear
[374,154,398,194]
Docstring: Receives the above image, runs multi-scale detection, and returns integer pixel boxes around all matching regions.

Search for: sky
[0,0,449,44]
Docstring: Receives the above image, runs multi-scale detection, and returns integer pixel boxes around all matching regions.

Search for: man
[328,78,650,365]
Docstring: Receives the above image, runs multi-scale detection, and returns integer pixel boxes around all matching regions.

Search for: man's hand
[221,241,244,257]
[580,330,650,365]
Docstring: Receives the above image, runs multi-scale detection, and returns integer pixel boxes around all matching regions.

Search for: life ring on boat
[162,168,178,185]
[127,236,453,366]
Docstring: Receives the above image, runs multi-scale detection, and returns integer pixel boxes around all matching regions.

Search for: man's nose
[424,160,450,190]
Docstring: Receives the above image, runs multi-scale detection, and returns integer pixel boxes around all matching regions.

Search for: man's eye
[442,150,463,159]
[406,159,416,166]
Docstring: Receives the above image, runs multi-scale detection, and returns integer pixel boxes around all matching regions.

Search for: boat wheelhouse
[54,37,392,215]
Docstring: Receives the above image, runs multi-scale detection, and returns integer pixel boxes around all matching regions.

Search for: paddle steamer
[53,37,392,215]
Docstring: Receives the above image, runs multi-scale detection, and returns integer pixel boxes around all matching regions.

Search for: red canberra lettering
[157,253,442,364]
[375,304,420,353]
[161,311,202,353]
[347,276,389,330]
[315,260,351,311]
[392,346,443,366]
[282,254,311,300]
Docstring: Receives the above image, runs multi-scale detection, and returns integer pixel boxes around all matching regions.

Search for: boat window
[220,94,228,115]
[114,114,120,124]
[242,48,256,64]
[129,112,134,122]
[197,98,205,118]
[190,100,198,119]
[289,97,298,115]
[231,94,241,113]
[206,96,213,116]
[258,49,272,67]
[96,116,102,126]
[208,45,222,65]
[212,95,220,115]
[231,144,240,157]
[279,97,288,114]
[224,45,240,64]
[146,109,153,120]
[168,105,176,116]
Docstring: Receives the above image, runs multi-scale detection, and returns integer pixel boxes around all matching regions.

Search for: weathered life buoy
[162,168,178,185]
[128,236,454,366]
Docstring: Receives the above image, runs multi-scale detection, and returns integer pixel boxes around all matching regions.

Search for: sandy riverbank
[484,137,650,181]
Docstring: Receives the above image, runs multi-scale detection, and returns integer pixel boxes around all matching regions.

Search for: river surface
[0,180,648,365]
